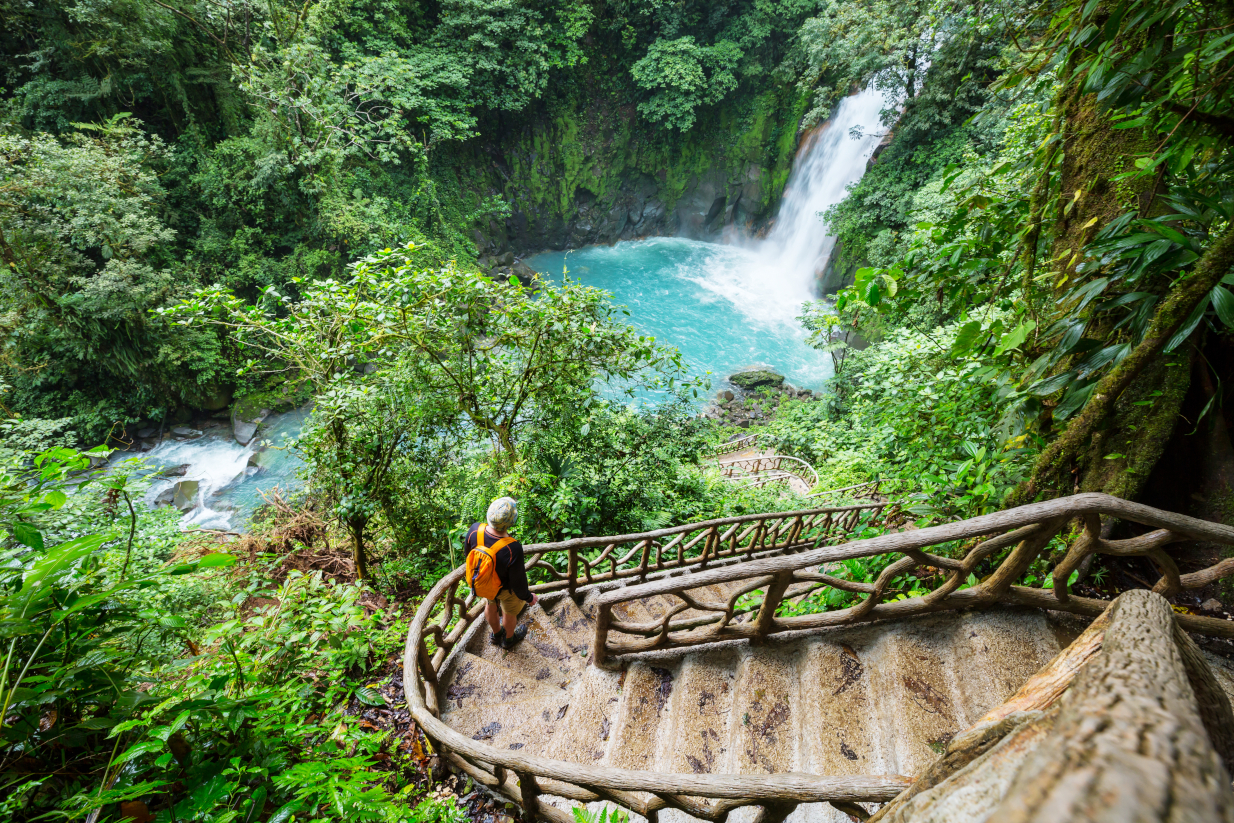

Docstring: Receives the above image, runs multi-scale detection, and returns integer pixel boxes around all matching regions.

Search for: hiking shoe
[500,623,528,650]
[490,629,503,646]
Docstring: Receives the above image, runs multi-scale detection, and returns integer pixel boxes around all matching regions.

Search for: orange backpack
[465,525,514,600]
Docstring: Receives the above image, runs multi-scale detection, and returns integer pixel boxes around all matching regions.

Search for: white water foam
[678,87,888,331]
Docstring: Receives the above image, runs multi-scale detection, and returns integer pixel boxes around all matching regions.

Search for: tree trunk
[349,518,369,581]
[1011,223,1234,505]
[872,590,1234,822]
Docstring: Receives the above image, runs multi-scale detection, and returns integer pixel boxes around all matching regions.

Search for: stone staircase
[435,585,1088,821]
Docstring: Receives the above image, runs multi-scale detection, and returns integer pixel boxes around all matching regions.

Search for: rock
[496,251,515,266]
[136,427,156,439]
[163,464,190,477]
[1202,598,1223,613]
[172,480,199,512]
[171,426,203,439]
[234,419,259,446]
[152,486,176,507]
[232,407,270,446]
[478,254,496,271]
[728,369,785,390]
[510,260,537,287]
[738,419,752,428]
[722,390,735,402]
[200,383,233,411]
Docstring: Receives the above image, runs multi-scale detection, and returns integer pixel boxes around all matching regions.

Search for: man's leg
[485,599,502,634]
[503,608,518,639]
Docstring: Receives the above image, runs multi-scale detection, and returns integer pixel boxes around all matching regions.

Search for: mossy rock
[233,376,311,421]
[728,370,785,390]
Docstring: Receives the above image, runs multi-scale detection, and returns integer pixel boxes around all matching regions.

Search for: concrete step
[730,649,801,775]
[543,595,595,656]
[657,649,740,776]
[440,652,567,713]
[542,664,624,764]
[468,603,583,688]
[949,608,1059,720]
[441,689,573,756]
[866,618,969,775]
[605,661,679,772]
[799,636,887,776]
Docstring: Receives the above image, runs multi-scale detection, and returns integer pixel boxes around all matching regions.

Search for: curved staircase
[405,494,1234,823]
[438,596,1080,821]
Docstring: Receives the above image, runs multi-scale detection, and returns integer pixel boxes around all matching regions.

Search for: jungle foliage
[0,0,823,440]
[792,0,1234,513]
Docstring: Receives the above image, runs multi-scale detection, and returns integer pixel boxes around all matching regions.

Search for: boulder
[152,485,176,507]
[171,426,203,439]
[136,426,156,439]
[496,251,515,266]
[722,390,735,402]
[232,407,270,446]
[511,260,537,287]
[1202,598,1223,612]
[234,419,259,446]
[200,384,233,412]
[172,480,199,512]
[163,464,190,477]
[728,369,785,390]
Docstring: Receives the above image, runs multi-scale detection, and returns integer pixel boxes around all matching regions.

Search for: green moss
[1078,356,1190,499]
[474,81,808,232]
[232,375,311,420]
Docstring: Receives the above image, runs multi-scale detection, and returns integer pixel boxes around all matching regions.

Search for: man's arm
[505,541,534,603]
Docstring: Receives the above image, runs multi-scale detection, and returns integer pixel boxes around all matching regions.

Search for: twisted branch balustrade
[807,478,907,502]
[702,432,761,458]
[403,494,1234,823]
[591,493,1234,666]
[717,454,820,491]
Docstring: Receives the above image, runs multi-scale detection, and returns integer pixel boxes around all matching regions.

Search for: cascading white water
[666,86,888,332]
[757,86,888,285]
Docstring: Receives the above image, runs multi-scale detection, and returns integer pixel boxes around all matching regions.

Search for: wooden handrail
[403,493,1234,823]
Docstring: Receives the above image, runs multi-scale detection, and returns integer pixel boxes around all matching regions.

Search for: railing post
[516,771,540,823]
[566,547,579,602]
[753,571,793,637]
[591,603,613,669]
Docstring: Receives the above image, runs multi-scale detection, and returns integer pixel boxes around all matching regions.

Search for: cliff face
[462,86,809,256]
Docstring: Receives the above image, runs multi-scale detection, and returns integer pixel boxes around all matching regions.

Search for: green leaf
[13,522,43,550]
[355,686,386,706]
[44,490,68,510]
[196,553,237,570]
[951,321,983,356]
[1164,299,1207,353]
[993,320,1037,357]
[115,740,164,765]
[1211,286,1234,328]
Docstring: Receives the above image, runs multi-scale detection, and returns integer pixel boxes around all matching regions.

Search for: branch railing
[403,494,1234,823]
[590,493,1234,666]
[717,454,820,491]
[702,432,761,458]
[808,478,906,502]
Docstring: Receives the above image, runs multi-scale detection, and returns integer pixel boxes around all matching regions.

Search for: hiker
[464,497,536,650]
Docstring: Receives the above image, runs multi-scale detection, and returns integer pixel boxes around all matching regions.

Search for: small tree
[165,244,689,575]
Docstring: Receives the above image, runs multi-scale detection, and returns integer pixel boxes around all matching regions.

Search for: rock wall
[465,87,808,257]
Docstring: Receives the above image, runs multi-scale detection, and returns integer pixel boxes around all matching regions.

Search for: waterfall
[674,86,887,331]
[757,86,888,286]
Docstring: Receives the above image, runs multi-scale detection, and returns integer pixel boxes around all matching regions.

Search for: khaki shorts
[489,588,527,616]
